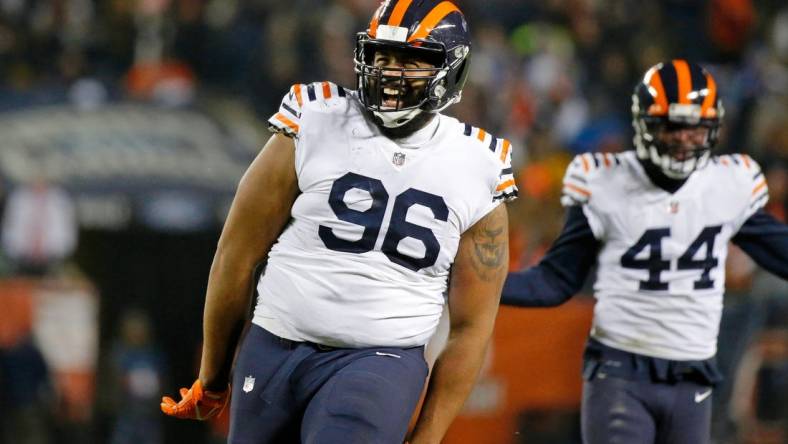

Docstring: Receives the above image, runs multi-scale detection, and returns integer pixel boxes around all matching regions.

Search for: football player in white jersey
[501,60,788,444]
[160,1,518,443]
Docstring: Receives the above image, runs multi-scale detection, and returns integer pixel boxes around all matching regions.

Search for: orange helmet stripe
[647,68,669,115]
[700,72,717,118]
[673,59,692,104]
[368,2,386,38]
[408,1,460,42]
[387,0,413,26]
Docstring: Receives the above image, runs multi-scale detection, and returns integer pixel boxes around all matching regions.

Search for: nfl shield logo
[392,152,406,166]
[243,375,255,393]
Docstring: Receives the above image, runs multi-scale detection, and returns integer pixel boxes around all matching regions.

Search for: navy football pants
[228,325,428,444]
[582,375,713,444]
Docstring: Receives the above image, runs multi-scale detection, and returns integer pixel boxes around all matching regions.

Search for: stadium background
[0,0,786,443]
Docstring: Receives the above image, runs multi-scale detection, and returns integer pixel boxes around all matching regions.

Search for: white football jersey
[562,151,769,360]
[254,81,517,348]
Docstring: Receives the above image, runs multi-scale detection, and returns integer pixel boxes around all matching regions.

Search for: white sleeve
[732,154,769,230]
[267,84,305,137]
[561,153,605,239]
[491,138,518,202]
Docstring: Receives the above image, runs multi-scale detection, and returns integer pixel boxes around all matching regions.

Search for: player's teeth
[383,88,401,95]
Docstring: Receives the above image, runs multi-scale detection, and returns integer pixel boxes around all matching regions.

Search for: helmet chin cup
[637,141,710,179]
[372,108,424,128]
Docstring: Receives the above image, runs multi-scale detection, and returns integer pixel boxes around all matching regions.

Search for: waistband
[582,338,723,386]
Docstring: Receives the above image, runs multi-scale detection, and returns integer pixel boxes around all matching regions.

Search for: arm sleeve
[501,205,601,307]
[731,209,788,280]
[267,84,305,137]
[492,139,518,203]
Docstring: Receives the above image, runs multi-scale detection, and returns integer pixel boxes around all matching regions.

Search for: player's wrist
[198,376,228,393]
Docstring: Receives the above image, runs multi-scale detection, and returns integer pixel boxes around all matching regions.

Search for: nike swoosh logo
[694,389,712,403]
[375,352,401,358]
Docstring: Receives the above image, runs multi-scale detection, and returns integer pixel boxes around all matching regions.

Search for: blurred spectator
[1,177,77,277]
[107,309,165,444]
[0,335,53,444]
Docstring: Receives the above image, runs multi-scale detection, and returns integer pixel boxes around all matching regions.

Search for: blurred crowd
[1,0,787,443]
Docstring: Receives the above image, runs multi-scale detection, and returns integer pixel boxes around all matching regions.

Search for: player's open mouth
[382,87,405,108]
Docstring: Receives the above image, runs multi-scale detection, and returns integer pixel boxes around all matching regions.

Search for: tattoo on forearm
[471,211,506,281]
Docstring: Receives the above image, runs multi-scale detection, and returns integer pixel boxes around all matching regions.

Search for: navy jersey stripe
[592,153,600,167]
[751,191,769,207]
[494,190,519,201]
[500,167,513,176]
[463,123,472,136]
[731,156,740,165]
[337,85,346,97]
[489,137,498,152]
[613,154,621,165]
[281,102,301,118]
[569,173,587,183]
[306,84,316,101]
[753,171,763,180]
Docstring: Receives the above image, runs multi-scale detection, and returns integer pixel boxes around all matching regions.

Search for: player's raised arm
[733,210,788,279]
[408,204,508,444]
[501,205,600,307]
[161,132,299,419]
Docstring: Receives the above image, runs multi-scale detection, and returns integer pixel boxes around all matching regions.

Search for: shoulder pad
[267,81,350,137]
[712,154,769,211]
[459,123,518,201]
[559,152,623,206]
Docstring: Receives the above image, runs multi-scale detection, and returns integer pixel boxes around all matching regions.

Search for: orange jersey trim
[580,155,590,173]
[275,113,299,133]
[742,155,752,169]
[500,139,511,163]
[292,84,303,107]
[496,179,515,192]
[477,128,487,142]
[322,82,332,99]
[408,2,460,42]
[752,180,767,196]
[564,182,591,197]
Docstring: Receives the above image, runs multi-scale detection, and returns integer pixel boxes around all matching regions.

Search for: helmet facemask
[633,92,724,179]
[355,34,467,128]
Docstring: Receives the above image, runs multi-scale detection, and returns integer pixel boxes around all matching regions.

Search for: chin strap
[372,108,423,128]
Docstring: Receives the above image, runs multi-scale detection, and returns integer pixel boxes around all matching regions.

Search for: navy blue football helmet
[355,0,472,128]
[632,60,724,179]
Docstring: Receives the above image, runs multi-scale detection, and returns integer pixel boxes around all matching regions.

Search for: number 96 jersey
[254,82,517,348]
[562,151,769,360]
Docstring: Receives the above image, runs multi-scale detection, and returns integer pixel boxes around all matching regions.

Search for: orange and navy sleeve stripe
[267,81,348,137]
[461,124,518,201]
[746,156,769,211]
[561,154,596,206]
